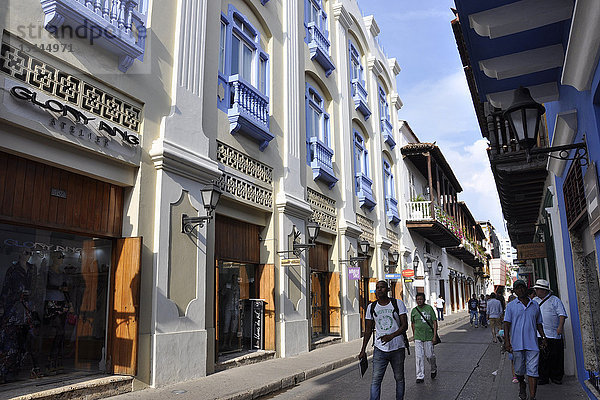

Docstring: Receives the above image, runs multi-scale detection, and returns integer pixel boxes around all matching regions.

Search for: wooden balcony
[405,201,461,248]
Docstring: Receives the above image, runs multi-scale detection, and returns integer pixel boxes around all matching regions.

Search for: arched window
[379,85,395,148]
[354,132,375,209]
[304,0,334,75]
[383,159,400,224]
[217,5,273,150]
[306,83,336,188]
[350,42,370,120]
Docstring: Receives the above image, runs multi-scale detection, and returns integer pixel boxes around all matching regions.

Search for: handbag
[66,312,78,326]
[415,306,441,345]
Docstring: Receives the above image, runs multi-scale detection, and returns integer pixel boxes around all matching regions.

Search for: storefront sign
[3,78,141,166]
[517,243,547,260]
[385,273,402,280]
[412,279,425,288]
[3,238,82,253]
[403,278,414,283]
[251,300,265,350]
[50,187,67,199]
[348,266,361,280]
[401,269,415,278]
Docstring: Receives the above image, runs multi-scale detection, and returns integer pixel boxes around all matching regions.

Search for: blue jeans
[437,308,444,320]
[469,310,478,326]
[371,347,405,400]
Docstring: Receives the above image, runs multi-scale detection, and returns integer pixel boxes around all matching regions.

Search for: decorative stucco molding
[150,138,222,183]
[367,56,384,76]
[388,58,401,76]
[332,2,352,30]
[386,229,399,252]
[363,15,380,37]
[307,188,337,233]
[391,92,403,110]
[216,172,273,210]
[216,141,273,185]
[356,214,374,245]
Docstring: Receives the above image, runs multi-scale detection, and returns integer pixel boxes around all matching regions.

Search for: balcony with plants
[228,74,273,151]
[307,22,335,77]
[40,0,147,72]
[309,137,337,188]
[351,79,371,120]
[356,173,375,210]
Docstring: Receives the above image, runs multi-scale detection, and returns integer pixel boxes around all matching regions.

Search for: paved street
[264,322,588,400]
[109,315,588,400]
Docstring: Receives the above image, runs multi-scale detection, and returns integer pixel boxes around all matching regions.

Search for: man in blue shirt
[504,280,547,400]
[533,279,568,385]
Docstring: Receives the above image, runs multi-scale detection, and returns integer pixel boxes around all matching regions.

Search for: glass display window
[217,261,258,355]
[0,223,112,383]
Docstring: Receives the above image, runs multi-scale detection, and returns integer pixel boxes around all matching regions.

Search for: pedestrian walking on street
[478,294,488,328]
[533,279,568,385]
[410,292,438,383]
[487,293,503,343]
[358,280,409,400]
[435,295,445,321]
[504,280,548,400]
[468,294,479,327]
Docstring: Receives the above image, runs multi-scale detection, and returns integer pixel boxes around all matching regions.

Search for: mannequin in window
[221,273,240,350]
[0,249,35,382]
[43,251,69,372]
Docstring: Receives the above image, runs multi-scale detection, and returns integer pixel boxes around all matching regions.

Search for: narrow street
[264,321,587,400]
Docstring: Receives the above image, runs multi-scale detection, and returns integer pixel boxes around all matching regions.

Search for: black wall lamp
[436,262,443,275]
[425,257,433,272]
[504,86,588,164]
[384,250,400,273]
[340,239,370,266]
[181,183,222,233]
[278,221,320,258]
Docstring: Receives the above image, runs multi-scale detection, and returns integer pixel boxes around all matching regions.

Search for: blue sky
[357,0,507,237]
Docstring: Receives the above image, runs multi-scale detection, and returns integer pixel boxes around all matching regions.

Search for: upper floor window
[218,6,269,96]
[304,0,334,76]
[306,85,331,150]
[354,133,369,177]
[217,5,273,151]
[306,83,336,187]
[379,86,390,122]
[349,43,364,84]
[383,160,395,198]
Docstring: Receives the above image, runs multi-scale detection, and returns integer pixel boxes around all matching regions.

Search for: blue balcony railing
[40,0,147,72]
[228,74,273,151]
[381,118,395,148]
[385,197,400,225]
[356,173,376,210]
[352,79,371,120]
[309,137,337,188]
[307,22,335,77]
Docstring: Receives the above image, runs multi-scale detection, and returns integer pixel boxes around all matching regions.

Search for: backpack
[368,298,410,354]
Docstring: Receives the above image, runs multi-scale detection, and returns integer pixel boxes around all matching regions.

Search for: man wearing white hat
[533,279,568,385]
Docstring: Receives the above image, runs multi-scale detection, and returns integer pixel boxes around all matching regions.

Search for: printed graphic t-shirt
[366,299,408,352]
[411,305,437,341]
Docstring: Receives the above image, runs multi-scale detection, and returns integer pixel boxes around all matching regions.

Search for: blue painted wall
[544,56,600,397]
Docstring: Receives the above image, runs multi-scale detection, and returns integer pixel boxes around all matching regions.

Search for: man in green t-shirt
[410,293,438,383]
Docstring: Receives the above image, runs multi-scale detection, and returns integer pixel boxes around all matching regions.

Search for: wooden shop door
[107,237,142,375]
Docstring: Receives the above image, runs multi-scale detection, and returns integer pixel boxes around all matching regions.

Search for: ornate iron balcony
[228,74,273,151]
[385,196,400,225]
[307,22,334,77]
[351,79,371,120]
[40,0,147,72]
[309,137,337,188]
[356,173,375,210]
[381,118,395,148]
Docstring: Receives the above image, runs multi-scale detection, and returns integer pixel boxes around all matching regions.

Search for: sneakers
[512,376,519,384]
[416,378,424,383]
[431,371,437,379]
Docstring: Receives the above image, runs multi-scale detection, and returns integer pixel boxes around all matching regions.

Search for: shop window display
[218,262,260,355]
[0,224,111,383]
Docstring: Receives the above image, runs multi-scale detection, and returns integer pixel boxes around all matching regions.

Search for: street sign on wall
[401,269,415,278]
[385,273,403,280]
[517,243,547,260]
[348,267,361,280]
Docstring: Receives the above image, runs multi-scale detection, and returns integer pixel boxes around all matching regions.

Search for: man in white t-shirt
[358,280,408,400]
[435,295,445,321]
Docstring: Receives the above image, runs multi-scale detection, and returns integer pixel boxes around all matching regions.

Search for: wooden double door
[309,243,340,337]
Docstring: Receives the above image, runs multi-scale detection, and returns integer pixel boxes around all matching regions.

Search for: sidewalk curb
[216,314,469,400]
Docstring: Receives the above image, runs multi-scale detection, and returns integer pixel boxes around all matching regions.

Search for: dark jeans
[371,347,405,400]
[479,312,487,327]
[538,337,564,382]
[437,307,444,320]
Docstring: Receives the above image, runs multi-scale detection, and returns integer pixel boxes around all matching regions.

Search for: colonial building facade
[0,0,491,393]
